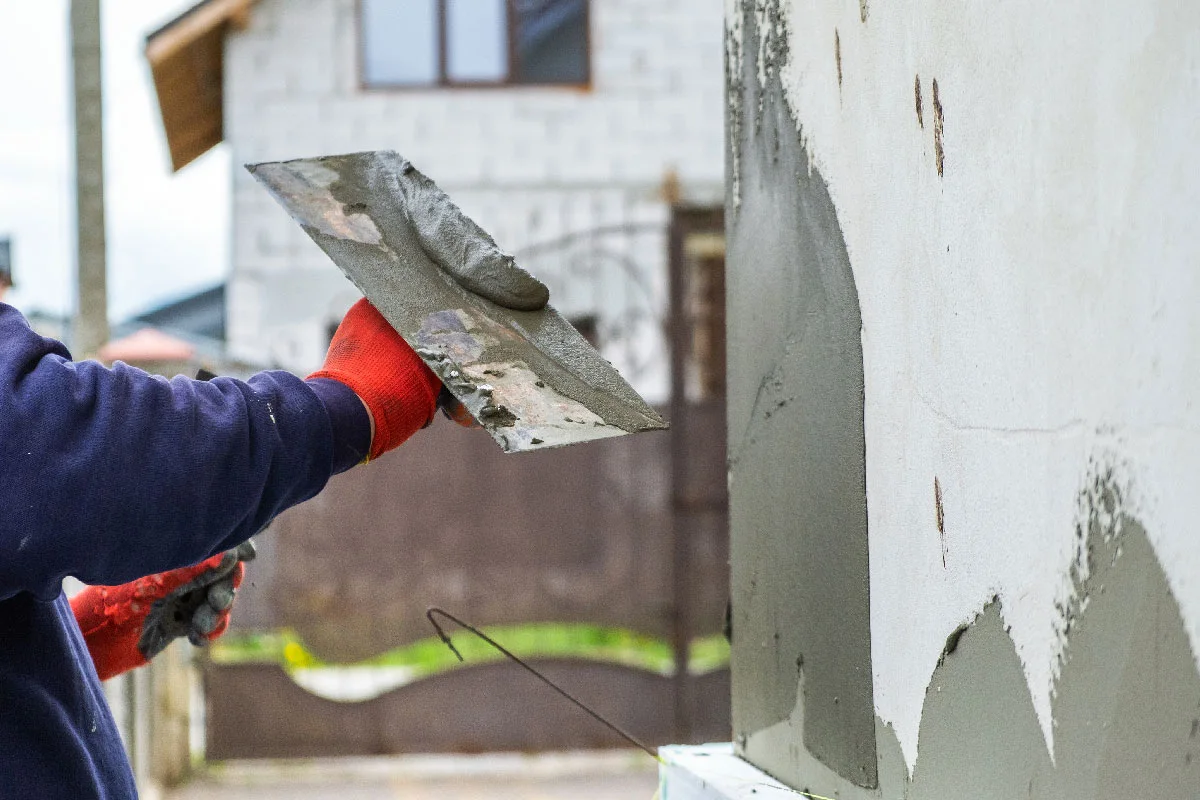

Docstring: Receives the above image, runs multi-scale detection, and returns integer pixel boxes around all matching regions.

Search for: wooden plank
[145,0,253,170]
[144,0,255,65]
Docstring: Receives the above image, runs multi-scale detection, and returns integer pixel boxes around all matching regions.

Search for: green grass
[211,623,729,677]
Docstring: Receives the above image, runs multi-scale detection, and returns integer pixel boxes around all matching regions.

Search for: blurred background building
[137,0,732,782]
[149,0,724,404]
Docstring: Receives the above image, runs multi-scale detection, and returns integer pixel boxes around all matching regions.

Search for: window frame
[356,0,592,91]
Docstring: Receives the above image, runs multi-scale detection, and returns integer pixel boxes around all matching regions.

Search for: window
[360,0,589,88]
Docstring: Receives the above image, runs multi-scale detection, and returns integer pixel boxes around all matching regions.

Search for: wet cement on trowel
[247,151,664,453]
[727,0,877,790]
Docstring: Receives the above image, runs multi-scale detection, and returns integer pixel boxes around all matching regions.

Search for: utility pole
[71,0,109,356]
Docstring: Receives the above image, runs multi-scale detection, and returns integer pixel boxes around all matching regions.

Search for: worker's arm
[0,180,547,604]
[0,302,431,601]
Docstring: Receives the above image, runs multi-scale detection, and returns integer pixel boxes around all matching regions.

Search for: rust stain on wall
[914,74,924,128]
[934,476,946,568]
[932,78,945,176]
[835,30,843,91]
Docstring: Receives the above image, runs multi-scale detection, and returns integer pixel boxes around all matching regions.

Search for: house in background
[99,283,258,376]
[141,0,732,773]
[146,0,724,403]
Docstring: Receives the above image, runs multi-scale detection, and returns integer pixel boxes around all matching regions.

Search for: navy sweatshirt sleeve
[0,304,370,601]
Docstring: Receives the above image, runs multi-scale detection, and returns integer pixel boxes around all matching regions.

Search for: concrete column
[71,0,109,356]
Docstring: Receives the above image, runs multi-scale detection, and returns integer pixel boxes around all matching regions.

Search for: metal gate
[204,207,728,758]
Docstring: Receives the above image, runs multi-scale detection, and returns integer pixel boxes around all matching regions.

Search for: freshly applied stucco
[727,0,1200,794]
[727,1,876,790]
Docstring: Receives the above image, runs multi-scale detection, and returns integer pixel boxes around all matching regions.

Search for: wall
[726,0,1200,796]
[223,0,724,400]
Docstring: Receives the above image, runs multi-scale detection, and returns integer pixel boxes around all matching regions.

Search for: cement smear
[728,2,1200,796]
[907,469,1200,799]
[393,159,549,312]
[728,0,877,789]
[247,151,664,453]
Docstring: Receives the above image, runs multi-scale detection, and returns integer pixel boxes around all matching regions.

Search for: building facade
[152,0,724,402]
[658,1,1200,798]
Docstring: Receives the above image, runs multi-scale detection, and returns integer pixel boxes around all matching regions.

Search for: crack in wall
[914,385,1200,438]
[914,386,1090,437]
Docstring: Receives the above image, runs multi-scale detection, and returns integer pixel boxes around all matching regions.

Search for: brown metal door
[205,211,728,758]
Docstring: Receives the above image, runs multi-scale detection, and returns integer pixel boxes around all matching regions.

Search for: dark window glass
[360,0,589,88]
[514,0,588,84]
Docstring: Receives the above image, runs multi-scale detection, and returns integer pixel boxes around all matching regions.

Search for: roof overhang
[145,0,257,172]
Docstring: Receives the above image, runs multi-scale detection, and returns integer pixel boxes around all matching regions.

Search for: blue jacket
[0,303,369,798]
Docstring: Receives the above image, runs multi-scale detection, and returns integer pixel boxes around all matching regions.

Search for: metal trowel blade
[247,150,667,453]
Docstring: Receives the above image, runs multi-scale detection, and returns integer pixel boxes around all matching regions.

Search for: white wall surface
[659,744,797,800]
[730,0,1200,773]
[224,0,724,391]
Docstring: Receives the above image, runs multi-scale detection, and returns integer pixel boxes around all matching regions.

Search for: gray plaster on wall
[907,467,1200,799]
[726,1,1200,795]
[727,0,877,789]
[730,459,1200,800]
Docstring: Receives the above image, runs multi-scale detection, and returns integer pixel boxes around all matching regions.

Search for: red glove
[309,298,442,459]
[71,543,254,681]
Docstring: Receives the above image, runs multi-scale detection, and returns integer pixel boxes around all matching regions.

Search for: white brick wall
[224,0,724,400]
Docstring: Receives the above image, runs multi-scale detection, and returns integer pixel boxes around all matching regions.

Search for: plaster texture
[726,0,1200,795]
[726,3,875,789]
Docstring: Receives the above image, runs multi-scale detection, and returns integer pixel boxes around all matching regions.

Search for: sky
[0,0,228,322]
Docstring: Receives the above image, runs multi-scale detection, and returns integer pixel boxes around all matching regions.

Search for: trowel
[247,150,666,453]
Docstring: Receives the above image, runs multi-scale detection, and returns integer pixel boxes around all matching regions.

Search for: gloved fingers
[152,550,238,597]
[140,608,183,660]
[204,612,231,643]
[205,561,244,611]
[235,539,257,563]
[159,544,248,606]
[189,605,232,647]
[136,544,249,659]
[398,161,549,311]
[191,603,221,639]
[206,577,236,612]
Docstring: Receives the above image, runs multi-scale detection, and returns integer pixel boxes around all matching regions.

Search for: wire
[426,608,841,798]
[425,607,664,764]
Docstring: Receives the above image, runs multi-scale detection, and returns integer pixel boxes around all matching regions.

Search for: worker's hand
[398,160,550,311]
[309,299,443,459]
[71,542,256,681]
[311,163,551,450]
